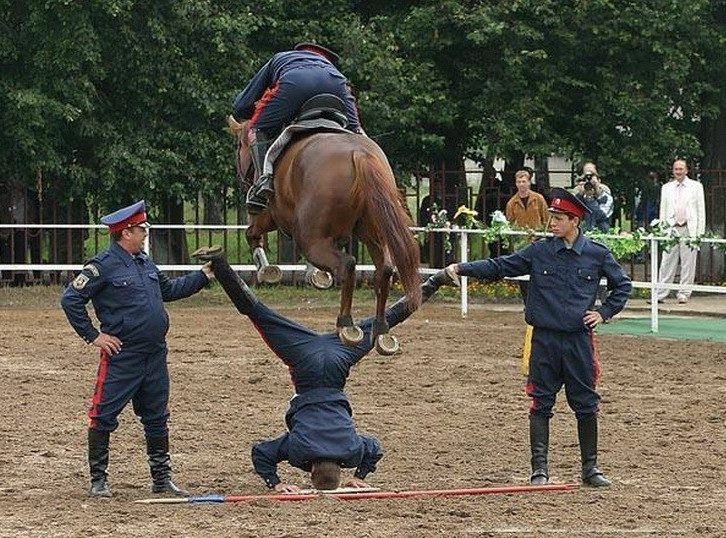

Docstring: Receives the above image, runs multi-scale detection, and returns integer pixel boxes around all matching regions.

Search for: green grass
[599,316,726,342]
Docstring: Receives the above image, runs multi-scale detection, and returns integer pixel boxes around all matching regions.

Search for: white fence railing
[1,224,724,333]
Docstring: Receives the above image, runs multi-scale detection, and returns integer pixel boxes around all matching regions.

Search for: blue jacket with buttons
[458,233,632,332]
[60,241,208,351]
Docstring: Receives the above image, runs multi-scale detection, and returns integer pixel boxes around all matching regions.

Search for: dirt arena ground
[1,290,724,537]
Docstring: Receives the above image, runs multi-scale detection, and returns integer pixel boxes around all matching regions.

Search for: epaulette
[590,239,610,250]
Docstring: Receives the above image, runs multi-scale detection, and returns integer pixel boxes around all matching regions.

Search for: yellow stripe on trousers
[521,324,533,376]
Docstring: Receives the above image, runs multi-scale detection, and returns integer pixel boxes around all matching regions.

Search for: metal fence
[1,223,724,333]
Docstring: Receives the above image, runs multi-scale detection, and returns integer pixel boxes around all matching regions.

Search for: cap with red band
[293,42,341,66]
[101,200,148,233]
[547,187,591,219]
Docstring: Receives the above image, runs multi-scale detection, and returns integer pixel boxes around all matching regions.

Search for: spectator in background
[576,181,610,232]
[505,169,549,231]
[580,163,614,224]
[505,169,549,304]
[635,171,661,230]
[589,175,614,224]
[655,159,706,304]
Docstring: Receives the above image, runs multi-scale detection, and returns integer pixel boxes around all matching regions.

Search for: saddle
[262,94,353,176]
[296,93,349,128]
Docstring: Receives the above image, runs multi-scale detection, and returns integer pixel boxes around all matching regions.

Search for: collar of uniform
[554,231,586,255]
[110,241,134,266]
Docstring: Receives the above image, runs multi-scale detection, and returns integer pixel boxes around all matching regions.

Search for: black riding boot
[529,414,549,485]
[146,435,190,496]
[578,414,611,487]
[88,428,111,497]
[246,130,274,212]
[191,246,258,315]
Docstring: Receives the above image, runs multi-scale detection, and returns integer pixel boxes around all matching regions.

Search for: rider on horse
[232,43,363,212]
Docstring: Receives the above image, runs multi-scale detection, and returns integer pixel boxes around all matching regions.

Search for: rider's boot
[246,129,275,213]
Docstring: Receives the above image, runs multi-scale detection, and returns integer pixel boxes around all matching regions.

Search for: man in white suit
[656,159,706,303]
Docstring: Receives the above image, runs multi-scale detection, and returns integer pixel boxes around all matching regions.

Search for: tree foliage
[0,0,722,215]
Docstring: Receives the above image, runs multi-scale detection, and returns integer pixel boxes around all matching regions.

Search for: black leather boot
[191,246,258,315]
[246,130,274,212]
[578,414,611,487]
[529,414,549,485]
[88,428,111,497]
[146,435,190,496]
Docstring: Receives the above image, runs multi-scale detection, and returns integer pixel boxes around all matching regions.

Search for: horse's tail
[352,150,422,310]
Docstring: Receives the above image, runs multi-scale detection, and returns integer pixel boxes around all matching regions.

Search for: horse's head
[228,115,253,187]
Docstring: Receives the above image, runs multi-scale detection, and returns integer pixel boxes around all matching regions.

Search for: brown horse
[228,117,421,355]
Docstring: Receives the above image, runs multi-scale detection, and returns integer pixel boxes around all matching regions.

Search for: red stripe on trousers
[589,330,602,386]
[88,350,110,428]
[249,82,281,128]
[525,381,539,414]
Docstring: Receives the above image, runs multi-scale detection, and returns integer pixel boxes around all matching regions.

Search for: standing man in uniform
[61,201,213,498]
[192,246,446,492]
[232,42,363,211]
[656,159,706,304]
[442,188,631,487]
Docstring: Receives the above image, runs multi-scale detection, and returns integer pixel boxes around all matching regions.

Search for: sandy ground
[1,295,725,537]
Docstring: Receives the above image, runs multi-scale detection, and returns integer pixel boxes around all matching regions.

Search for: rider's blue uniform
[232,50,361,134]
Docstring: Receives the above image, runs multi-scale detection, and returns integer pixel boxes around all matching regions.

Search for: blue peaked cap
[100,200,148,232]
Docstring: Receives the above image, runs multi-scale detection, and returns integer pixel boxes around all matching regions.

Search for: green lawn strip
[600,316,726,342]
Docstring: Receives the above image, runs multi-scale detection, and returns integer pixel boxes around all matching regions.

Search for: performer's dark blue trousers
[526,328,601,419]
[246,300,408,392]
[88,348,170,437]
[251,67,357,134]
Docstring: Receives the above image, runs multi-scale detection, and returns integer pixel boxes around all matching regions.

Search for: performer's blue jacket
[60,241,208,351]
[457,233,631,332]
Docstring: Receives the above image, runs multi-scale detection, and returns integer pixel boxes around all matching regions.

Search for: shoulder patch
[72,273,90,290]
[83,263,100,277]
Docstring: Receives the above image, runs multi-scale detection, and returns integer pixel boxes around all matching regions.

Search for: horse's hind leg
[304,238,363,346]
[245,213,282,284]
[368,242,399,355]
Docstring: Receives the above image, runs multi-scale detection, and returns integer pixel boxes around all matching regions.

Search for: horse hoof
[257,265,282,284]
[375,334,400,356]
[339,325,364,346]
[308,269,334,290]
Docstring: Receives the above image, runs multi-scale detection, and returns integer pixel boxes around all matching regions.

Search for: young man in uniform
[61,201,213,497]
[192,246,446,491]
[443,188,631,487]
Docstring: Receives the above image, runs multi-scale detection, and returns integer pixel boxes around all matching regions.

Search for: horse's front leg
[245,213,282,284]
[369,244,399,355]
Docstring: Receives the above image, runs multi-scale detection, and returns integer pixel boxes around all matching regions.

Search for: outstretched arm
[360,272,449,333]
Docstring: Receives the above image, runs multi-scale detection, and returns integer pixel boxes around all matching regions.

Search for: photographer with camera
[575,179,610,232]
[579,163,614,225]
